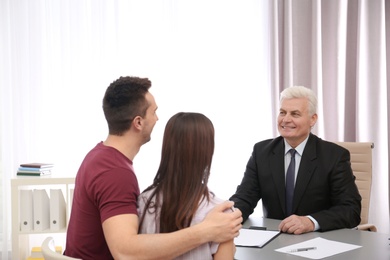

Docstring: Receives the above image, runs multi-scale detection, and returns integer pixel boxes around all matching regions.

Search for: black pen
[288,247,317,252]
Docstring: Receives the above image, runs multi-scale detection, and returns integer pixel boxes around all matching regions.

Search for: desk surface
[235,217,390,260]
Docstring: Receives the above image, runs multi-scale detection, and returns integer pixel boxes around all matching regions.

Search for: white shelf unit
[11,176,75,260]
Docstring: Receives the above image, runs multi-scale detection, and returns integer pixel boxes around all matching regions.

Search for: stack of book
[17,163,54,176]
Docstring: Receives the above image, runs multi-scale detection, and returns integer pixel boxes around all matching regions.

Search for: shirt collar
[284,135,310,156]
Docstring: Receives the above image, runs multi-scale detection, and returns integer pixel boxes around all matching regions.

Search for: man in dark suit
[230,86,361,234]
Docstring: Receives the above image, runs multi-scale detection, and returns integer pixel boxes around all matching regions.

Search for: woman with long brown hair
[138,112,235,259]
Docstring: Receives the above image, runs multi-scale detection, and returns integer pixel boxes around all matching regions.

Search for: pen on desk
[288,247,317,252]
[249,226,267,231]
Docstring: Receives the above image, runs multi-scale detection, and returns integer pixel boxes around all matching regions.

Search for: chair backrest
[42,237,81,260]
[334,142,373,225]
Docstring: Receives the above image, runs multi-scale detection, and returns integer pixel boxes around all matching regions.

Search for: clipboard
[234,226,281,248]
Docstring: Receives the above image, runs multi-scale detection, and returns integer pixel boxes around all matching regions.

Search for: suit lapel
[270,140,287,214]
[293,134,317,213]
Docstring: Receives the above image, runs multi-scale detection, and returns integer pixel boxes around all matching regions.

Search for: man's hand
[278,215,315,234]
[202,201,243,243]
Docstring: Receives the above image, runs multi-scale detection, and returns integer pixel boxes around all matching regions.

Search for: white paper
[275,237,362,259]
[234,228,280,247]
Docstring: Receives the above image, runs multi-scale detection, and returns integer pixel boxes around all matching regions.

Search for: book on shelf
[17,163,53,176]
[20,163,54,169]
[18,167,50,171]
[17,169,52,176]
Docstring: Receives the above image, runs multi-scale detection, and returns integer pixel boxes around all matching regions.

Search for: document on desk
[275,237,361,259]
[234,228,280,248]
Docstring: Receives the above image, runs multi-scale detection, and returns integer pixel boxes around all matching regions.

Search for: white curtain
[0,1,272,258]
[269,0,389,233]
[1,0,389,259]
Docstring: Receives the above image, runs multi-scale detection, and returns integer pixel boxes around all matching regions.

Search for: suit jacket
[230,133,362,231]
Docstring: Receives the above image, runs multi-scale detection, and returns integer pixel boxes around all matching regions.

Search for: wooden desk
[235,217,390,260]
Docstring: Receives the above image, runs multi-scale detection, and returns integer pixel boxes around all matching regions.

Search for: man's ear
[132,116,143,130]
[310,113,318,127]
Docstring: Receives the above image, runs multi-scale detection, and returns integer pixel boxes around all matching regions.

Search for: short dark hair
[103,76,151,135]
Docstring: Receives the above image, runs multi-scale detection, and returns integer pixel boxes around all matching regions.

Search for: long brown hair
[139,112,214,233]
